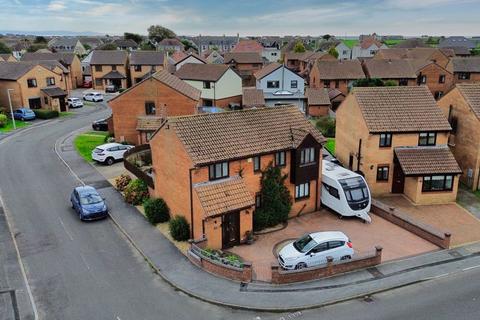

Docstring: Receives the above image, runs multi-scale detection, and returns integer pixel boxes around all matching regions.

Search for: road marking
[0,193,39,320]
[462,265,480,271]
[58,217,74,241]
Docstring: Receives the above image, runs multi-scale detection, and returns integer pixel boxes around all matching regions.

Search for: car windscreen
[339,177,369,202]
[293,235,318,253]
[79,192,103,205]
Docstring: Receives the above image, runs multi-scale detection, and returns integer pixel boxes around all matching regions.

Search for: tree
[27,43,47,52]
[140,42,155,51]
[352,78,385,87]
[253,164,292,231]
[83,43,91,51]
[147,25,176,43]
[293,41,306,53]
[328,47,339,59]
[0,41,11,54]
[322,34,332,40]
[181,39,195,52]
[124,32,143,45]
[100,43,117,50]
[34,36,47,44]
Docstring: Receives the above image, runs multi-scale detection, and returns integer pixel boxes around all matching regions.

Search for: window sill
[376,180,389,183]
[299,162,316,168]
[295,196,310,202]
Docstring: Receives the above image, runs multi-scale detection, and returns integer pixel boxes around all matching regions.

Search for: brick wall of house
[417,64,454,98]
[454,72,480,84]
[438,88,480,190]
[69,56,83,89]
[91,64,128,90]
[212,95,242,108]
[129,65,165,85]
[307,104,330,117]
[429,51,450,69]
[403,175,459,204]
[109,78,199,144]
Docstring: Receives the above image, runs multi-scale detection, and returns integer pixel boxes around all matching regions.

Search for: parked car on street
[92,118,109,131]
[67,97,84,108]
[278,231,354,270]
[70,186,108,221]
[13,108,36,121]
[105,85,118,93]
[92,143,134,165]
[82,80,92,88]
[83,92,104,102]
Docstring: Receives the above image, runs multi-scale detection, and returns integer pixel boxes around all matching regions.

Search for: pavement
[379,195,480,247]
[230,211,438,281]
[457,186,480,219]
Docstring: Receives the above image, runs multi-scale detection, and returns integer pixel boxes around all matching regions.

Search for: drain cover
[363,295,374,303]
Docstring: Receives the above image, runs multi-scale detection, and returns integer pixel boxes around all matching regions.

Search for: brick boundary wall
[187,241,253,283]
[271,246,382,284]
[371,199,451,249]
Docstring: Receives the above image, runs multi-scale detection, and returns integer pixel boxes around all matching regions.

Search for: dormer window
[209,162,228,180]
[419,132,436,146]
[300,147,315,165]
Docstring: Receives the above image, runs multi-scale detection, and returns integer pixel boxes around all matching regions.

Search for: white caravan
[321,160,372,223]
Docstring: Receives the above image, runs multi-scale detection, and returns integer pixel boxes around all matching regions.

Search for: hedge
[33,109,59,119]
[143,198,170,225]
[0,114,7,127]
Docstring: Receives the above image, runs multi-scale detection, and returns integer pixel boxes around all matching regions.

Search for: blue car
[70,186,108,221]
[13,108,36,121]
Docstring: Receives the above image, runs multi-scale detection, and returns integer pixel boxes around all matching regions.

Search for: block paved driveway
[229,209,438,282]
[379,195,480,247]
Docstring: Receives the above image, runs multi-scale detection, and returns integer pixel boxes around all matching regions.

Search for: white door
[308,242,329,266]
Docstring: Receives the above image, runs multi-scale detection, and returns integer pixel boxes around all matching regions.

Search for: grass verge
[60,112,74,117]
[325,138,335,155]
[0,119,30,133]
[73,131,109,162]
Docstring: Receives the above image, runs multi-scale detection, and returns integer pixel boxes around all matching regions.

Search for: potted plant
[245,231,254,245]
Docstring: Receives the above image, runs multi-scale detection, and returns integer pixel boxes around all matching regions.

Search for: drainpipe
[357,139,362,172]
[189,167,195,239]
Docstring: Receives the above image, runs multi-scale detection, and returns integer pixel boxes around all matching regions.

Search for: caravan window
[339,177,369,203]
[322,182,340,199]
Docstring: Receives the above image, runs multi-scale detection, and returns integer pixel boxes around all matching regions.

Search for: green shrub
[104,133,114,143]
[315,116,336,138]
[143,198,170,224]
[169,215,190,241]
[0,114,7,128]
[33,109,59,119]
[0,107,7,115]
[115,174,132,191]
[123,179,149,205]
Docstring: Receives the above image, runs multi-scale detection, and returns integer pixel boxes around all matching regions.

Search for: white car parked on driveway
[83,92,104,102]
[67,97,84,108]
[92,143,134,165]
[277,231,354,270]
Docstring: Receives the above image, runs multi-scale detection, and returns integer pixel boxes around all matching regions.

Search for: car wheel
[295,262,307,270]
[341,255,352,260]
[71,201,74,209]
[105,157,114,166]
[21,117,24,121]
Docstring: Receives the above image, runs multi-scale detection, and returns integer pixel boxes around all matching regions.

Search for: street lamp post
[7,89,15,130]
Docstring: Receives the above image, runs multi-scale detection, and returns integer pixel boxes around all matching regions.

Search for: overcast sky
[0,0,479,36]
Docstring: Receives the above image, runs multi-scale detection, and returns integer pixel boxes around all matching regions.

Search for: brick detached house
[224,52,263,86]
[175,63,242,108]
[446,57,480,83]
[438,84,480,190]
[362,59,417,86]
[408,59,455,100]
[0,61,69,111]
[0,54,17,62]
[170,52,206,71]
[309,59,365,96]
[21,52,83,89]
[149,106,325,249]
[129,51,167,85]
[283,51,335,77]
[108,70,200,144]
[90,50,128,90]
[336,86,461,205]
[305,88,331,117]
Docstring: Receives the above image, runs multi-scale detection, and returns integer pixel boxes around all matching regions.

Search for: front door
[222,211,240,249]
[59,97,67,112]
[392,160,405,194]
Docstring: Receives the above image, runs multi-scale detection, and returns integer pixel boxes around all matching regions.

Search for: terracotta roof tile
[194,176,255,218]
[353,86,451,133]
[363,59,417,79]
[242,88,265,107]
[170,51,188,63]
[136,116,163,131]
[360,37,384,49]
[224,52,263,64]
[306,88,330,105]
[315,60,365,80]
[456,83,480,118]
[231,40,263,53]
[152,70,201,101]
[374,48,454,61]
[395,146,462,175]
[253,62,282,79]
[166,106,325,165]
[175,63,230,82]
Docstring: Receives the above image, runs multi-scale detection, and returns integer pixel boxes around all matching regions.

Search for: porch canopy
[101,70,126,79]
[41,86,67,97]
[394,146,462,176]
[194,176,255,218]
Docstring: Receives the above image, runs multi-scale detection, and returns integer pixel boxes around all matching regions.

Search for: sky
[0,0,479,37]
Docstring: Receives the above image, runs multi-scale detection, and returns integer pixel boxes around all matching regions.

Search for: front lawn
[60,111,74,117]
[383,39,403,47]
[340,39,359,49]
[73,131,109,162]
[325,138,335,155]
[0,119,30,133]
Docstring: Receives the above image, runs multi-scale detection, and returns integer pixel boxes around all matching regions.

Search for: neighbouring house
[112,39,138,51]
[335,86,461,205]
[148,106,325,249]
[242,87,265,108]
[90,50,128,90]
[231,39,263,54]
[129,51,167,85]
[362,59,417,86]
[446,57,480,83]
[351,37,388,59]
[48,37,86,56]
[108,70,201,144]
[393,38,429,49]
[374,48,454,69]
[201,50,224,64]
[9,40,30,59]
[156,38,184,52]
[438,84,480,190]
[253,62,306,111]
[21,52,83,89]
[79,37,104,50]
[175,63,242,107]
[328,88,345,111]
[262,43,281,63]
[192,35,239,55]
[305,88,331,117]
[0,54,17,62]
[81,51,93,82]
[309,59,366,96]
[439,36,476,50]
[0,61,69,112]
[224,52,263,86]
[318,40,351,60]
[170,52,206,71]
[283,51,335,76]
[446,47,472,57]
[408,59,455,100]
